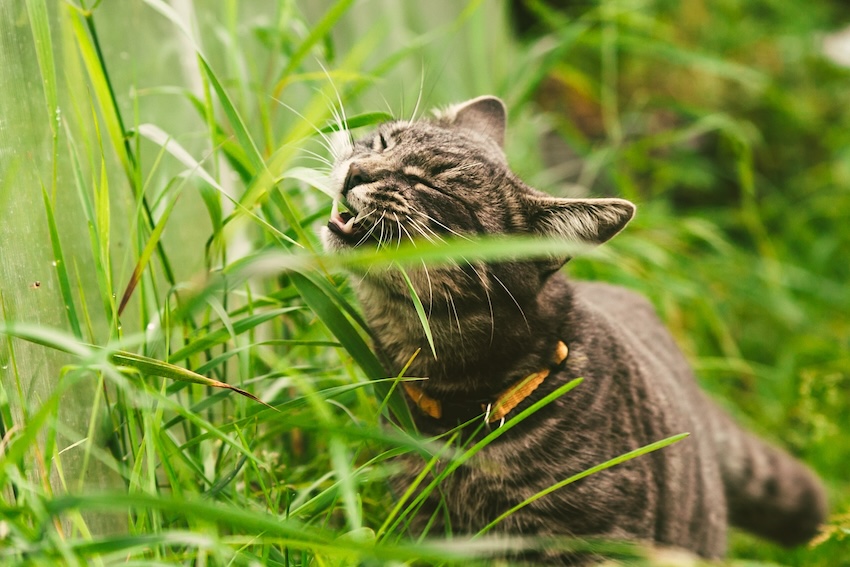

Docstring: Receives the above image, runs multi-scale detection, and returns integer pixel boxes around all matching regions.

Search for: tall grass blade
[398,266,436,358]
[117,180,181,316]
[277,0,355,86]
[288,271,414,429]
[41,185,83,339]
[26,0,57,135]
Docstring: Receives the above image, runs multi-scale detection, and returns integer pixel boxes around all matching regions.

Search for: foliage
[0,0,848,565]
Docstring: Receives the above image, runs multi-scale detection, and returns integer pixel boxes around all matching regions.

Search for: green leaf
[117,178,181,316]
[198,56,265,175]
[318,111,394,133]
[398,266,436,359]
[167,307,302,363]
[288,271,414,429]
[41,185,83,338]
[26,0,58,136]
[277,0,355,84]
[111,350,274,410]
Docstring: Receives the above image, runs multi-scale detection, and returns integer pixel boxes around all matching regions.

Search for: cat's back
[570,280,696,387]
[566,280,729,556]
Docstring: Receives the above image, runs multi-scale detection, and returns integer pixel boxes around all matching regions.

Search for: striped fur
[320,96,827,564]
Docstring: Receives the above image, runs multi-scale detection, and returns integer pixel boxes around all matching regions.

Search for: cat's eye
[406,173,434,189]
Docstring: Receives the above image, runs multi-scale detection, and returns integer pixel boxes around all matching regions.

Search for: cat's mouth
[327,200,373,246]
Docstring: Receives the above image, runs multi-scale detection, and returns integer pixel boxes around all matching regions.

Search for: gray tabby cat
[320,96,827,564]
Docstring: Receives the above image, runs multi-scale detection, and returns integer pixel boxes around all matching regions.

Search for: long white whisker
[417,220,447,245]
[420,260,434,315]
[394,216,404,249]
[398,219,416,247]
[407,216,438,245]
[377,213,387,251]
[297,146,334,165]
[465,260,496,346]
[317,61,349,135]
[293,155,333,170]
[447,289,463,341]
[355,210,382,247]
[491,272,530,330]
[423,214,472,241]
[379,93,394,120]
[409,66,426,124]
[270,96,335,155]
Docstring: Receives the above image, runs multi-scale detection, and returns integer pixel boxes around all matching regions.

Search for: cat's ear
[528,196,636,262]
[444,96,506,147]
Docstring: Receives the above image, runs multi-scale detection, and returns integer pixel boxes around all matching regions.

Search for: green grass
[1,0,848,565]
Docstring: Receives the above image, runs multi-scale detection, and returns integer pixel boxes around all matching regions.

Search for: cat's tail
[711,411,828,546]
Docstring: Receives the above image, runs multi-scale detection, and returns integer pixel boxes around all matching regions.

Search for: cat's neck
[357,270,573,397]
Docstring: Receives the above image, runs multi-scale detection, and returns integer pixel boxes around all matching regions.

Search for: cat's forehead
[358,119,453,145]
[348,118,503,162]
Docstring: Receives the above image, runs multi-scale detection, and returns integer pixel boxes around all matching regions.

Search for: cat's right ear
[527,196,636,266]
[443,95,506,147]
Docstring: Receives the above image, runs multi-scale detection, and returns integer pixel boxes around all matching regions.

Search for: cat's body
[321,96,827,564]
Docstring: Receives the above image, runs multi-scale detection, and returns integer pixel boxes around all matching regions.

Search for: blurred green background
[1,0,848,564]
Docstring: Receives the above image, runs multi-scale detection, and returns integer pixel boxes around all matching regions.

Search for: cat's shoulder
[572,280,656,316]
[567,280,666,341]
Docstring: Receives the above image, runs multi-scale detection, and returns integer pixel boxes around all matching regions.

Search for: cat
[320,96,828,564]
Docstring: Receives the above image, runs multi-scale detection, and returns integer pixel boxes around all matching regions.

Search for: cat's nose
[342,162,372,197]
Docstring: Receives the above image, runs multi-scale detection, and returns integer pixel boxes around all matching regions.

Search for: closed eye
[406,173,433,188]
[373,132,389,151]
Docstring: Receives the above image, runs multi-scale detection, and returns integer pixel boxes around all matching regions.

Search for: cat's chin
[320,225,352,252]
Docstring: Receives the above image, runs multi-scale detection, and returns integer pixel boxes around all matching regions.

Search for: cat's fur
[320,96,827,564]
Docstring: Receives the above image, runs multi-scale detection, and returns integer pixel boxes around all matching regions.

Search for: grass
[1,0,848,565]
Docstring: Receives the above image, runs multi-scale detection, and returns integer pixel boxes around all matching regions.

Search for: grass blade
[318,111,394,133]
[277,0,355,86]
[117,180,180,316]
[41,185,83,339]
[398,266,436,358]
[476,432,690,536]
[288,271,413,429]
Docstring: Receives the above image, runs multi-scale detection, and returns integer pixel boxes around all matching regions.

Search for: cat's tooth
[343,215,357,233]
[354,210,368,223]
[331,199,340,220]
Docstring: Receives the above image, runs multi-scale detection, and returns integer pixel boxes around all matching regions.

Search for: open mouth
[327,201,372,245]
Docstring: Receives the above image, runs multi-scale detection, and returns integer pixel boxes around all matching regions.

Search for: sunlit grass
[1,0,848,565]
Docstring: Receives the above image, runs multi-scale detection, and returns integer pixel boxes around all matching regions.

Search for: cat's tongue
[329,200,357,235]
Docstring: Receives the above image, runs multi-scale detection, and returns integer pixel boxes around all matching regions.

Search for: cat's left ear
[528,196,636,262]
[446,96,506,147]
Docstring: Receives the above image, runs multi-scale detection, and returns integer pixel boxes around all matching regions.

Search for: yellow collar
[402,341,568,423]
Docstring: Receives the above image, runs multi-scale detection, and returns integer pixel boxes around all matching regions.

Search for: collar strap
[402,341,568,423]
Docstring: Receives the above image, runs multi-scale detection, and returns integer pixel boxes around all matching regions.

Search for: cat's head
[321,96,635,287]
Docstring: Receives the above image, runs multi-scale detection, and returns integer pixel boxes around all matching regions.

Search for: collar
[402,341,568,424]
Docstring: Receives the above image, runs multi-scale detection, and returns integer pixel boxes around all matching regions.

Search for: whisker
[409,66,426,124]
[420,260,434,315]
[465,260,496,346]
[423,214,472,242]
[317,61,351,149]
[379,93,395,121]
[415,219,447,245]
[395,217,405,249]
[296,146,334,165]
[292,155,333,170]
[398,218,416,247]
[406,216,438,245]
[491,272,530,330]
[270,96,336,156]
[355,210,382,247]
[446,289,463,343]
